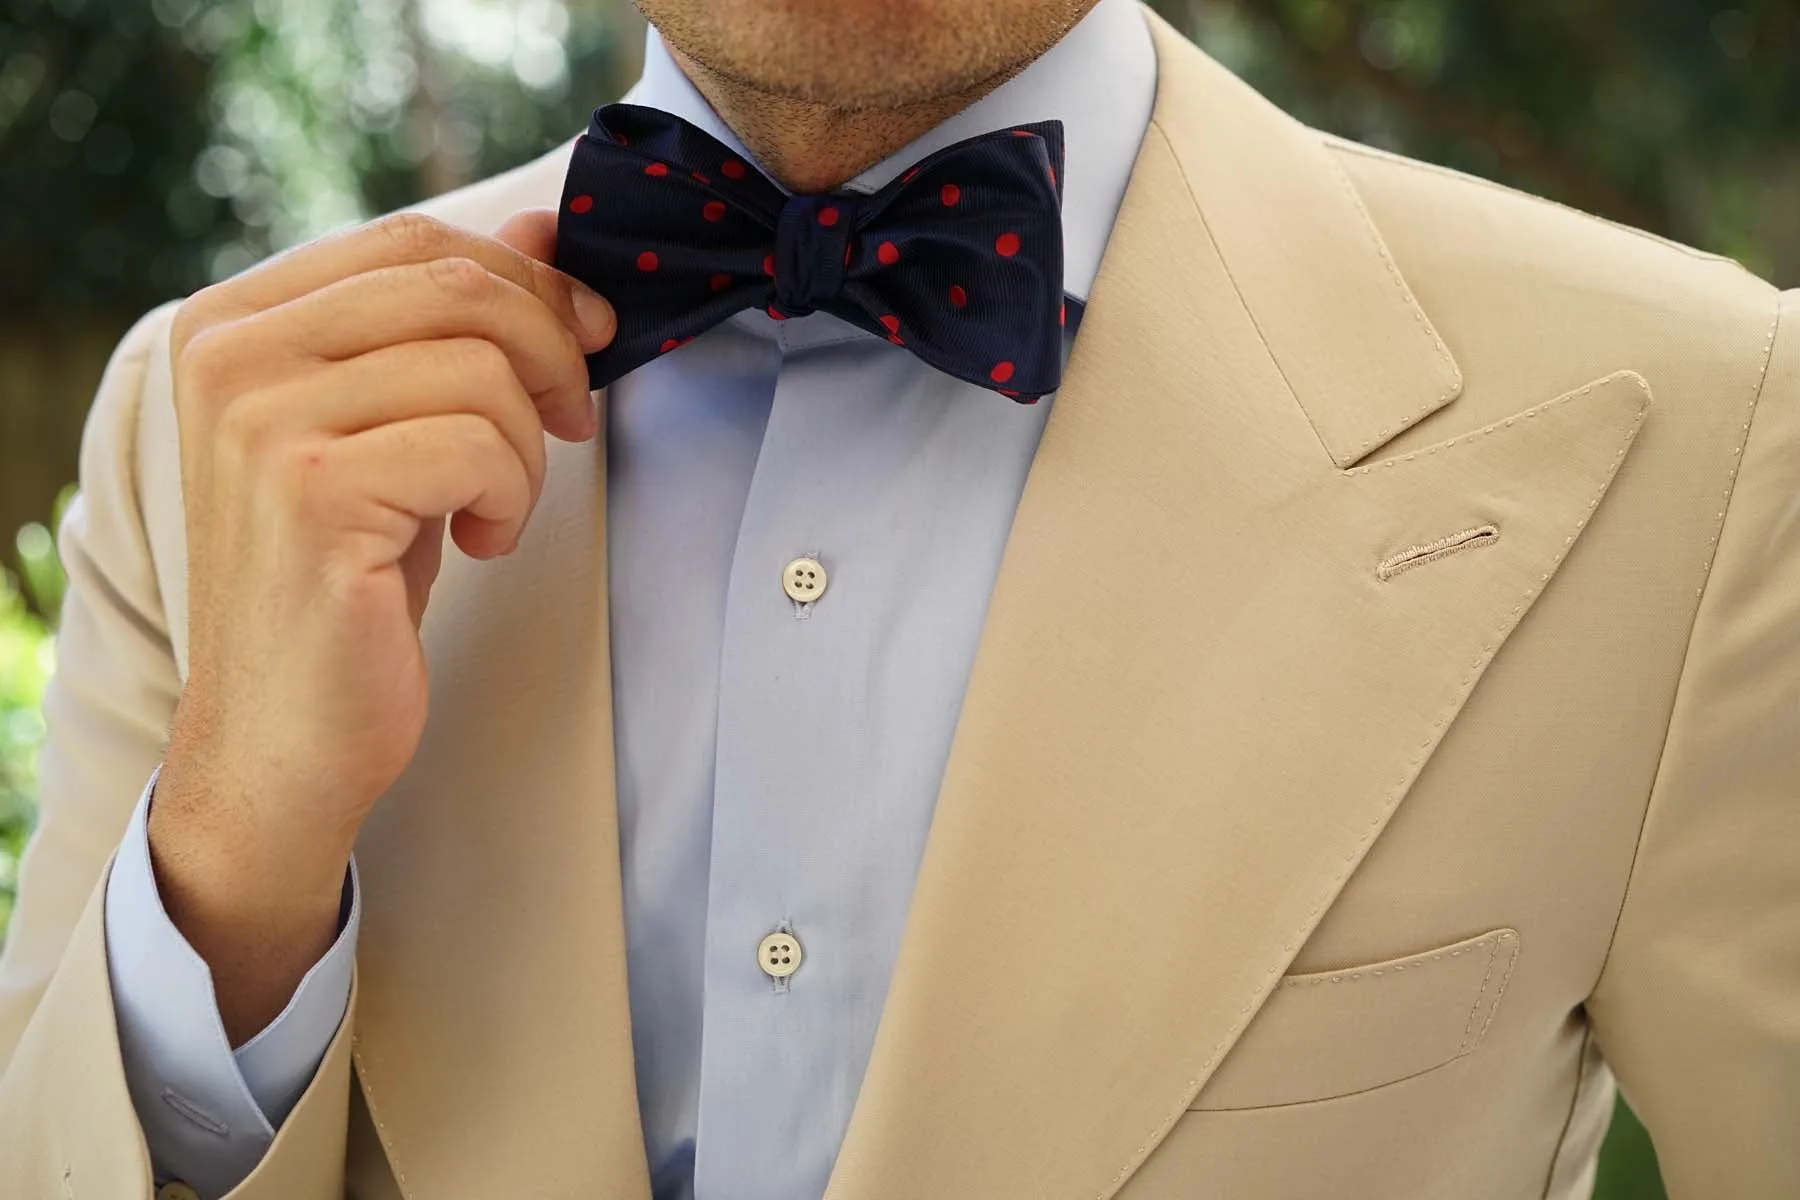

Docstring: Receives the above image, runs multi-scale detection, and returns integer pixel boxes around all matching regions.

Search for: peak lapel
[347,424,652,1199]
[823,15,1649,1200]
[1137,10,1465,469]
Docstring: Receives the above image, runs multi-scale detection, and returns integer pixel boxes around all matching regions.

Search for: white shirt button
[782,556,827,603]
[157,1184,202,1200]
[758,930,804,978]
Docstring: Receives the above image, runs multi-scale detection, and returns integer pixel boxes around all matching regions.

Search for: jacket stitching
[1277,929,1507,988]
[1458,935,1513,1053]
[1458,938,1501,1052]
[1473,935,1518,1048]
[1585,292,1784,996]
[351,1042,416,1200]
[1321,134,1744,270]
[1191,933,1519,1115]
[1319,137,1463,464]
[1343,369,1649,478]
[1377,524,1499,581]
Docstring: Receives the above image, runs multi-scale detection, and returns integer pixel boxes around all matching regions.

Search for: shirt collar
[619,0,1156,306]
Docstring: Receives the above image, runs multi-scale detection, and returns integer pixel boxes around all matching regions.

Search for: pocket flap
[1190,927,1520,1111]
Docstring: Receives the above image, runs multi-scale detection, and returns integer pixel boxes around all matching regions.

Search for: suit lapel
[823,13,1648,1200]
[348,424,652,1198]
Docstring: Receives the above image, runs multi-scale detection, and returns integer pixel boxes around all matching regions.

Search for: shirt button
[158,1185,202,1200]
[758,930,804,978]
[782,556,827,603]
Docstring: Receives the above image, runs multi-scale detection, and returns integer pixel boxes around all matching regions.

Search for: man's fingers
[232,339,550,522]
[316,412,534,562]
[175,210,616,356]
[495,210,616,357]
[493,208,560,267]
[217,259,596,442]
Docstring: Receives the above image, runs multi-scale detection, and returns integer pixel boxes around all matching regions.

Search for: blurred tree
[1,0,218,321]
[1,0,643,315]
[0,544,57,937]
[1154,0,1800,284]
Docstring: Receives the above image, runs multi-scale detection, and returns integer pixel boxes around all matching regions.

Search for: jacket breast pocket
[1188,927,1520,1111]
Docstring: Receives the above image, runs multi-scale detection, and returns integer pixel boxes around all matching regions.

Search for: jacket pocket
[1188,927,1520,1111]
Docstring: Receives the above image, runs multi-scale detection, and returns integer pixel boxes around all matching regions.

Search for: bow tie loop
[773,194,859,317]
[556,104,1069,401]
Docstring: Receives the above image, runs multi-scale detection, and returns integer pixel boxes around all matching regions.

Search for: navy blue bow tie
[554,104,1069,403]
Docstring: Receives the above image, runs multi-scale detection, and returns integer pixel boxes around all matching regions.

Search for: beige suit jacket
[2,13,1796,1199]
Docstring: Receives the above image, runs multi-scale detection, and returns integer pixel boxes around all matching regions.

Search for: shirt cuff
[104,765,360,1198]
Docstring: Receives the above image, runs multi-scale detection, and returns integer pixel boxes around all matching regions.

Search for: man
[0,0,1795,1196]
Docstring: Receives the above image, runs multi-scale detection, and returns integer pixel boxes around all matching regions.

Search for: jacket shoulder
[397,136,576,234]
[1320,131,1781,423]
[1323,133,1752,275]
[1320,132,1779,327]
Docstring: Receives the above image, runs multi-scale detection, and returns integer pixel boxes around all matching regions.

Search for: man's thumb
[495,207,615,351]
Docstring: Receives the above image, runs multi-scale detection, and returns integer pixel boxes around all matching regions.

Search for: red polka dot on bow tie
[660,338,681,352]
[703,200,726,222]
[1059,302,1066,325]
[901,167,920,184]
[844,243,853,266]
[1011,129,1033,137]
[817,206,840,227]
[721,159,747,179]
[709,273,732,291]
[879,314,900,335]
[692,171,710,184]
[1048,164,1057,187]
[877,241,899,265]
[614,133,629,145]
[995,232,1021,257]
[948,284,968,308]
[990,361,1015,383]
[999,388,1022,398]
[763,253,775,275]
[940,183,960,206]
[568,194,593,214]
[889,333,904,345]
[767,305,787,320]
[644,162,668,177]
[637,250,659,271]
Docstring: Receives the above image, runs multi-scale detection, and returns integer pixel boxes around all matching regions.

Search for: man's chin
[642,0,1088,111]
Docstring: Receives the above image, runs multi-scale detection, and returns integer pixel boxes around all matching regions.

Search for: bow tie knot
[555,104,1070,401]
[773,194,859,318]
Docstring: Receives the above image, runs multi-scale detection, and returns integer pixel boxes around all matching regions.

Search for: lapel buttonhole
[1375,524,1501,581]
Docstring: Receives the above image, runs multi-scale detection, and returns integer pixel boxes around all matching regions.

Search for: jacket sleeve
[0,303,356,1200]
[1585,287,1800,1199]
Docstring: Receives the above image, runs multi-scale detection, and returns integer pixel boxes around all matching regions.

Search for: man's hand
[145,209,613,1043]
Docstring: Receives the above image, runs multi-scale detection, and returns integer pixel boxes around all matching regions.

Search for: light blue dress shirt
[102,3,1156,1196]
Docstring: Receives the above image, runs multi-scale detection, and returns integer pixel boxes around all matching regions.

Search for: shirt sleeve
[103,765,360,1199]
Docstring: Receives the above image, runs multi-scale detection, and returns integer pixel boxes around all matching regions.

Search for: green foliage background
[7,1,1797,1193]
[0,572,51,939]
